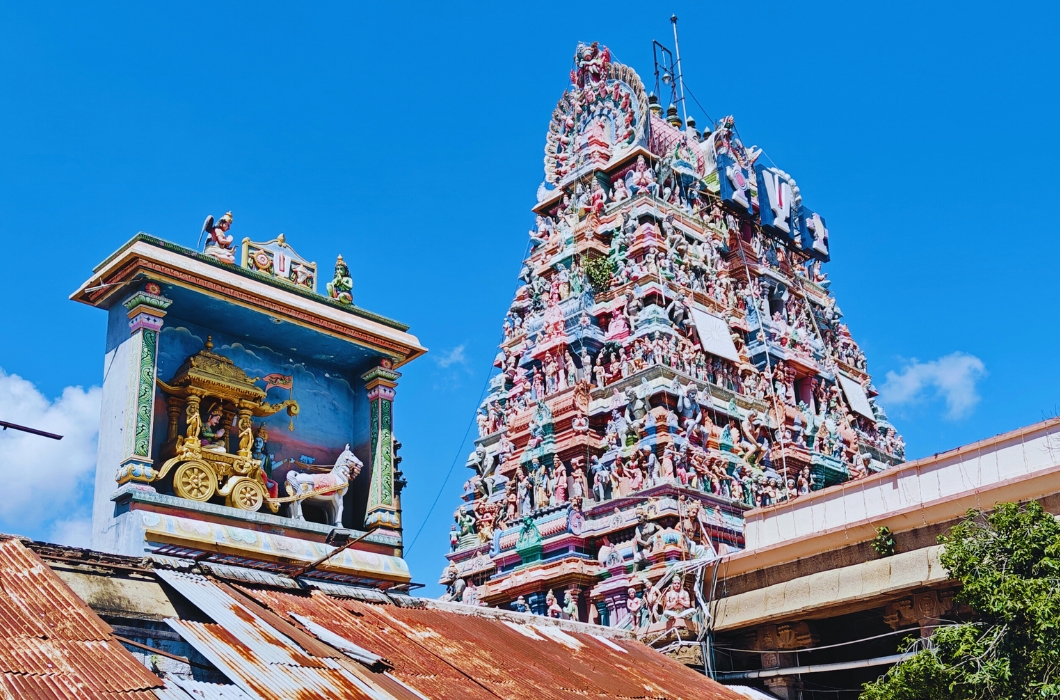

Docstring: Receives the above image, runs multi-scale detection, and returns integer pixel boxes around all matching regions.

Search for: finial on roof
[205,335,214,352]
[648,92,662,117]
[666,104,681,127]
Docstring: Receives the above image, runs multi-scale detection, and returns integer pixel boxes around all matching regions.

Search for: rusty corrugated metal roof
[239,585,744,700]
[237,587,491,700]
[157,677,255,700]
[157,571,386,700]
[0,537,161,699]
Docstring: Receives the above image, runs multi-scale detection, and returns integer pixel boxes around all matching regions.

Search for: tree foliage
[584,255,614,293]
[862,502,1060,700]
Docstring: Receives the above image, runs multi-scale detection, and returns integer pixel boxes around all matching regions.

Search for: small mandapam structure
[72,224,425,589]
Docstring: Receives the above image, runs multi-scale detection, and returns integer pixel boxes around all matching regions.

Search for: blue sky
[0,1,1057,595]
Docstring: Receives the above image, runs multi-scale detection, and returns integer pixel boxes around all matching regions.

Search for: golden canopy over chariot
[155,337,299,513]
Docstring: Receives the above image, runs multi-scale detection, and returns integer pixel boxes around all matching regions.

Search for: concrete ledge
[713,545,948,632]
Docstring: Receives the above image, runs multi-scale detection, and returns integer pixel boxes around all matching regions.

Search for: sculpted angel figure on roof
[200,211,235,263]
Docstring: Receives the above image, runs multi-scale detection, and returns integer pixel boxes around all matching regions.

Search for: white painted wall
[91,306,136,551]
[744,419,1060,552]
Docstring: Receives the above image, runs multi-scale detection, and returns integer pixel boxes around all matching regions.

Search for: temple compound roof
[441,40,905,643]
[3,535,744,700]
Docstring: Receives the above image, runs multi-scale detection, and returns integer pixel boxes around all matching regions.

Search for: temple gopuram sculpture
[73,217,425,591]
[440,42,904,638]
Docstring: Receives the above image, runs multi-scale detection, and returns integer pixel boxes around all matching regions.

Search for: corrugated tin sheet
[240,585,744,700]
[199,563,300,590]
[237,587,495,700]
[157,571,381,700]
[305,581,393,604]
[157,677,255,700]
[0,538,161,699]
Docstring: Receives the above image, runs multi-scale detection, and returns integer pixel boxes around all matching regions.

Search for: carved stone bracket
[883,590,955,636]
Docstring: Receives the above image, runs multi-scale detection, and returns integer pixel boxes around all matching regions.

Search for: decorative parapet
[240,234,317,292]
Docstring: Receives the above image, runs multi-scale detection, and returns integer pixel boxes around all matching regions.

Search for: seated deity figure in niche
[627,155,658,196]
[200,211,235,263]
[326,255,353,304]
[199,405,228,453]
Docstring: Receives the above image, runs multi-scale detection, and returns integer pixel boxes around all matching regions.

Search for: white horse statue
[286,444,362,527]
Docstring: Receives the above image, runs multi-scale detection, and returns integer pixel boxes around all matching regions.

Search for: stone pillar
[362,361,401,534]
[594,600,610,627]
[115,283,172,487]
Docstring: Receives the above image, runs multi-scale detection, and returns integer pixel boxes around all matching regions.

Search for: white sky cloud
[0,369,100,537]
[879,352,986,420]
[435,344,467,368]
[49,517,93,549]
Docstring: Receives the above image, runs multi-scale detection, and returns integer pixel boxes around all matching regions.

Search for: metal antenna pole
[671,15,688,128]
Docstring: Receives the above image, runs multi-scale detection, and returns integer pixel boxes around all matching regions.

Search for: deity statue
[199,404,227,453]
[661,578,693,621]
[626,587,646,630]
[631,507,661,571]
[562,590,579,620]
[511,596,530,614]
[627,155,657,196]
[251,423,280,498]
[552,461,568,504]
[326,255,354,304]
[200,212,235,263]
[546,590,563,618]
[439,561,466,602]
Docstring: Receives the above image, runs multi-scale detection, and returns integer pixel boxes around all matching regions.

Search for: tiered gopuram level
[441,43,905,628]
[73,220,425,589]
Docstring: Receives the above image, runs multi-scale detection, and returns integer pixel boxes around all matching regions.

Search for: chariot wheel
[173,461,217,502]
[226,479,266,512]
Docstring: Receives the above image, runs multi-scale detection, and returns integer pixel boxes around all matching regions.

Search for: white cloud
[49,517,93,549]
[435,344,467,369]
[0,369,101,533]
[879,352,986,420]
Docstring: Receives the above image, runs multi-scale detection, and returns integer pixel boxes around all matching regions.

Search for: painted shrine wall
[150,319,373,528]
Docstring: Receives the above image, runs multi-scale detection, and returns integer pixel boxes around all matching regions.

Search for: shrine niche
[153,336,297,511]
[147,334,370,525]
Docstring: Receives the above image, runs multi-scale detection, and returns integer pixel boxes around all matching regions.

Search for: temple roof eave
[71,235,427,368]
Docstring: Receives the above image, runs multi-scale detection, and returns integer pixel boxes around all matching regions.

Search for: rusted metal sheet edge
[422,598,636,639]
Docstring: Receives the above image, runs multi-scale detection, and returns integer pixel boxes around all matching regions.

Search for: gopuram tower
[440,42,905,632]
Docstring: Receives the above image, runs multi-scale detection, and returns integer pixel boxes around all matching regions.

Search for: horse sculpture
[286,444,362,527]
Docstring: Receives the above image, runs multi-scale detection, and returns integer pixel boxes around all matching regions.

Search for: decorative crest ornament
[239,233,318,291]
[543,42,649,186]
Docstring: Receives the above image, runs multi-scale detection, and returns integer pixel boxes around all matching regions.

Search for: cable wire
[714,625,955,654]
[404,353,498,555]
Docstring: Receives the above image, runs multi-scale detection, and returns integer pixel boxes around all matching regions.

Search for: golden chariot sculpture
[155,337,299,512]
